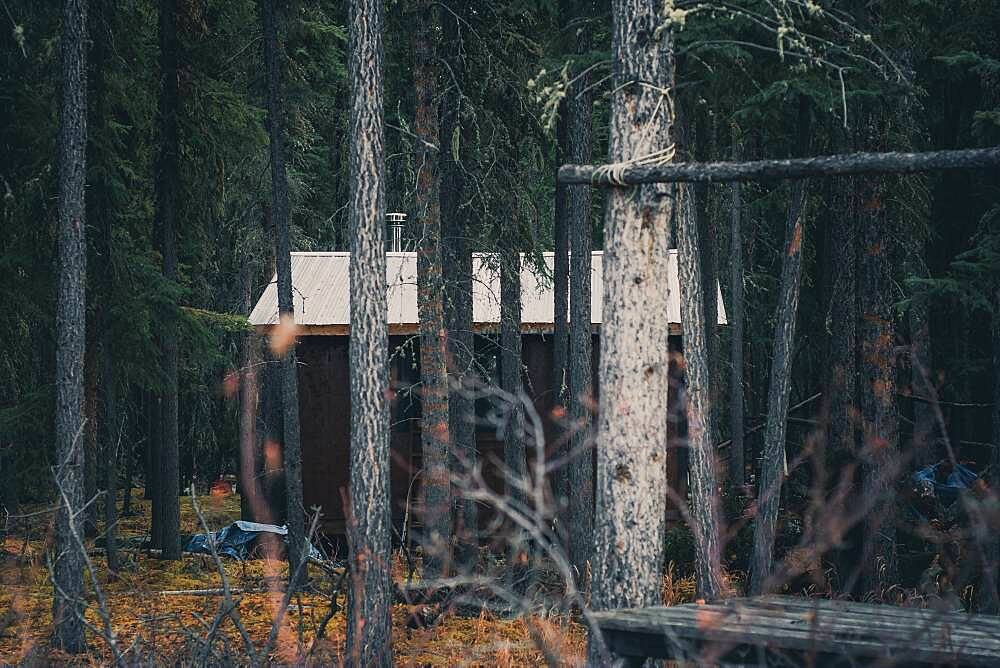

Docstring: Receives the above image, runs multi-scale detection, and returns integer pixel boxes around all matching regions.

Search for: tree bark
[439,7,476,569]
[88,0,118,572]
[238,261,261,523]
[345,0,393,663]
[591,0,675,624]
[979,293,1000,613]
[101,331,119,574]
[262,0,305,585]
[154,0,181,562]
[148,391,162,546]
[558,146,1000,186]
[858,114,899,596]
[728,137,745,487]
[500,250,526,501]
[566,70,594,582]
[553,97,570,500]
[749,98,811,594]
[84,340,99,538]
[52,0,88,652]
[826,177,859,463]
[749,180,808,594]
[678,183,727,601]
[412,0,451,579]
[908,252,936,464]
[693,112,720,421]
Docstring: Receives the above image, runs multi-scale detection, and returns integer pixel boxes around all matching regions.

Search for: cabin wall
[292,333,687,538]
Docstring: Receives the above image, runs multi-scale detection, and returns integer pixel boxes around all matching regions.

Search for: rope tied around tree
[592,80,676,186]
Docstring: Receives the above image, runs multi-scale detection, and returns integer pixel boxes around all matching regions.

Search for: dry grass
[1,491,587,666]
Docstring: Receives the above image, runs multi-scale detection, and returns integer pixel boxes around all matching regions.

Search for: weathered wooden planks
[592,596,1000,665]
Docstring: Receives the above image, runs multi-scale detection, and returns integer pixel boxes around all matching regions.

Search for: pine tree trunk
[749,180,808,594]
[346,0,393,662]
[826,177,859,464]
[678,184,727,601]
[591,0,676,623]
[909,253,936,463]
[262,0,305,584]
[694,113,720,410]
[500,250,525,496]
[0,446,17,518]
[101,333,119,573]
[728,137,745,487]
[858,115,899,594]
[412,0,451,579]
[439,7,476,567]
[258,340,283,526]
[238,262,261,523]
[566,69,594,582]
[979,294,1000,613]
[84,342,99,537]
[148,392,161,547]
[51,0,88,652]
[553,97,570,496]
[122,394,136,517]
[88,0,118,572]
[749,99,811,594]
[154,0,181,561]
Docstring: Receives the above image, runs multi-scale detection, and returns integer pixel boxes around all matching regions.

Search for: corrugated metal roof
[248,250,727,329]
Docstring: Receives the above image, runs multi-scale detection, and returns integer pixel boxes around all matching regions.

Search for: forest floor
[0,490,643,666]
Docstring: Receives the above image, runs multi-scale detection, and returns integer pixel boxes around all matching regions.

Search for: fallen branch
[716,392,822,450]
[159,588,260,596]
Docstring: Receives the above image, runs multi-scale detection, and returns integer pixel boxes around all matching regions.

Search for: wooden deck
[592,595,1000,666]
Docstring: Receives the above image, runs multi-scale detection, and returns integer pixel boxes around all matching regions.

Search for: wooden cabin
[249,250,725,536]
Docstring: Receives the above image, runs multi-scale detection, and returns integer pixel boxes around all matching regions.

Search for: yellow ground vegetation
[1,491,593,666]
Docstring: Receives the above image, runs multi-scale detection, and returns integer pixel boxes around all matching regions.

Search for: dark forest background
[2,0,1000,601]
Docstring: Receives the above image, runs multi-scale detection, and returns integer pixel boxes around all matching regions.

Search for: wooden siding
[292,333,686,537]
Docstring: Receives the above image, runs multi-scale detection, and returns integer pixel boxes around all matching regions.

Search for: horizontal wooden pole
[558,146,1000,186]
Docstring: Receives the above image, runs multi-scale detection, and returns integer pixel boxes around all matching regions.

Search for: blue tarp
[912,463,978,504]
[184,521,323,561]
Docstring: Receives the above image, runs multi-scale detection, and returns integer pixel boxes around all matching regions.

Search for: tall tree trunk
[678,183,727,601]
[908,251,936,464]
[238,261,261,523]
[262,0,305,584]
[858,112,899,595]
[826,177,859,464]
[591,0,675,627]
[101,333,119,573]
[51,0,88,652]
[979,293,1000,613]
[694,112,720,407]
[148,391,162,547]
[0,446,18,518]
[439,7,476,568]
[84,340,99,537]
[728,135,746,487]
[412,0,451,579]
[749,99,811,594]
[749,179,808,594]
[122,406,135,517]
[346,0,392,662]
[500,253,525,487]
[257,209,282,527]
[89,0,118,572]
[154,0,181,561]
[553,97,570,495]
[566,68,594,582]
